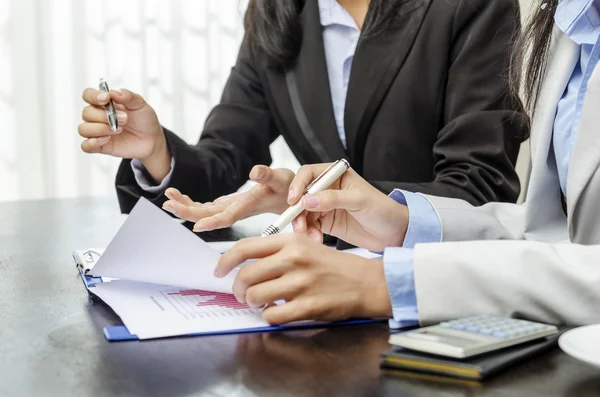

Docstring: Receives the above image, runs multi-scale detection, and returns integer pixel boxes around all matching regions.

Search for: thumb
[249,165,271,183]
[110,88,146,111]
[301,190,365,213]
[250,166,292,191]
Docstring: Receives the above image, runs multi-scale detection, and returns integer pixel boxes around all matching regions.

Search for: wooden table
[1,198,599,396]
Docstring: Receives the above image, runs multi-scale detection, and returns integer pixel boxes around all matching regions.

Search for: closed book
[381,333,561,381]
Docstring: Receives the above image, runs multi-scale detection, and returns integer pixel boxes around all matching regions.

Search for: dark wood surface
[1,198,599,397]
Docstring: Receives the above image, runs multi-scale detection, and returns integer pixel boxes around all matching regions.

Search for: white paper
[76,202,387,339]
[91,280,269,339]
[89,198,236,293]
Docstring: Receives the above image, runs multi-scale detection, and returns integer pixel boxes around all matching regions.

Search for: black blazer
[116,0,527,213]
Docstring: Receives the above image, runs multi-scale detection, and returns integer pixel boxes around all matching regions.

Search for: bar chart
[161,289,258,319]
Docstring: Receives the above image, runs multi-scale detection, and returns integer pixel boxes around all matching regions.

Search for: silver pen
[99,78,118,132]
[261,159,351,237]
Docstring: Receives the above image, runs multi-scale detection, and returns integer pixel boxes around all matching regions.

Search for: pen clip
[99,78,109,92]
[304,160,340,193]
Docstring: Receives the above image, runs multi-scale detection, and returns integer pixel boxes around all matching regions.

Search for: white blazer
[414,29,600,326]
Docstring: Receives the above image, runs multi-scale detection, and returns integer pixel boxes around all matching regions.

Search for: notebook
[380,333,561,381]
[74,198,389,341]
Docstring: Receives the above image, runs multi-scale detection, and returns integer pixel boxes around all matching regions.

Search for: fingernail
[254,168,265,181]
[114,89,124,96]
[193,226,207,233]
[97,136,111,144]
[163,205,177,216]
[97,93,108,102]
[309,231,320,242]
[116,111,127,123]
[213,269,222,278]
[303,195,320,209]
[287,189,296,203]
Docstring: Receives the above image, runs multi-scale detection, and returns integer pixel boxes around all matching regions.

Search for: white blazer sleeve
[424,195,527,241]
[413,239,600,326]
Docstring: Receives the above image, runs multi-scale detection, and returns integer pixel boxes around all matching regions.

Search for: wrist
[386,198,409,247]
[141,127,171,183]
[358,260,393,318]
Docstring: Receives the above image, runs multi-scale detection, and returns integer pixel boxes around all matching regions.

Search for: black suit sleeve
[116,37,278,213]
[372,0,527,205]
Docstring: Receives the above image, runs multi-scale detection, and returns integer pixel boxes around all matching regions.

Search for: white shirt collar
[317,0,359,29]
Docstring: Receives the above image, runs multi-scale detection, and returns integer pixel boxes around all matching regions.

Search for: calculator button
[440,316,556,340]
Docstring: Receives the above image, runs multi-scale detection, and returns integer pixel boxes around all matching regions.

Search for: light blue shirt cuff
[389,189,442,248]
[383,247,419,329]
[130,157,175,194]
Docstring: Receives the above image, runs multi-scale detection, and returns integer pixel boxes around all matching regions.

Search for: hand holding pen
[78,81,171,181]
[261,160,351,237]
[271,162,411,252]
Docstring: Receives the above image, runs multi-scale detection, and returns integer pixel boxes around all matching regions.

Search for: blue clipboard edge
[73,251,389,342]
[104,318,384,342]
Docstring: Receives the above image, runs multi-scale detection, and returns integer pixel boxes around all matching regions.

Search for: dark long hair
[510,0,559,113]
[244,0,407,69]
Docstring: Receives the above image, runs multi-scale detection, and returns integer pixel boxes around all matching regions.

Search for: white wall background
[0,0,535,202]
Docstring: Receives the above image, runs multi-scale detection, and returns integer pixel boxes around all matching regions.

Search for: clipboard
[73,250,388,341]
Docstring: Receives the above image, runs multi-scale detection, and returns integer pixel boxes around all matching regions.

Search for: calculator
[389,315,558,358]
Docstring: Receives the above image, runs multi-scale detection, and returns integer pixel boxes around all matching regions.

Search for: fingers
[110,88,146,111]
[291,211,308,234]
[82,88,111,106]
[164,188,195,206]
[233,258,290,306]
[78,120,123,139]
[82,87,145,111]
[215,235,292,277]
[195,190,262,231]
[305,212,324,243]
[163,190,255,231]
[192,208,238,232]
[302,190,366,213]
[288,164,333,205]
[289,163,351,204]
[162,199,215,223]
[292,212,323,243]
[243,278,302,309]
[81,105,128,125]
[262,299,318,325]
[80,136,113,154]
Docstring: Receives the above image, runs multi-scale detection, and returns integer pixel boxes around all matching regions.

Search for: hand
[287,163,409,252]
[162,166,295,232]
[214,234,393,325]
[79,87,171,181]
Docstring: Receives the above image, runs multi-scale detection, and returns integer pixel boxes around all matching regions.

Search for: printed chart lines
[160,289,257,320]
